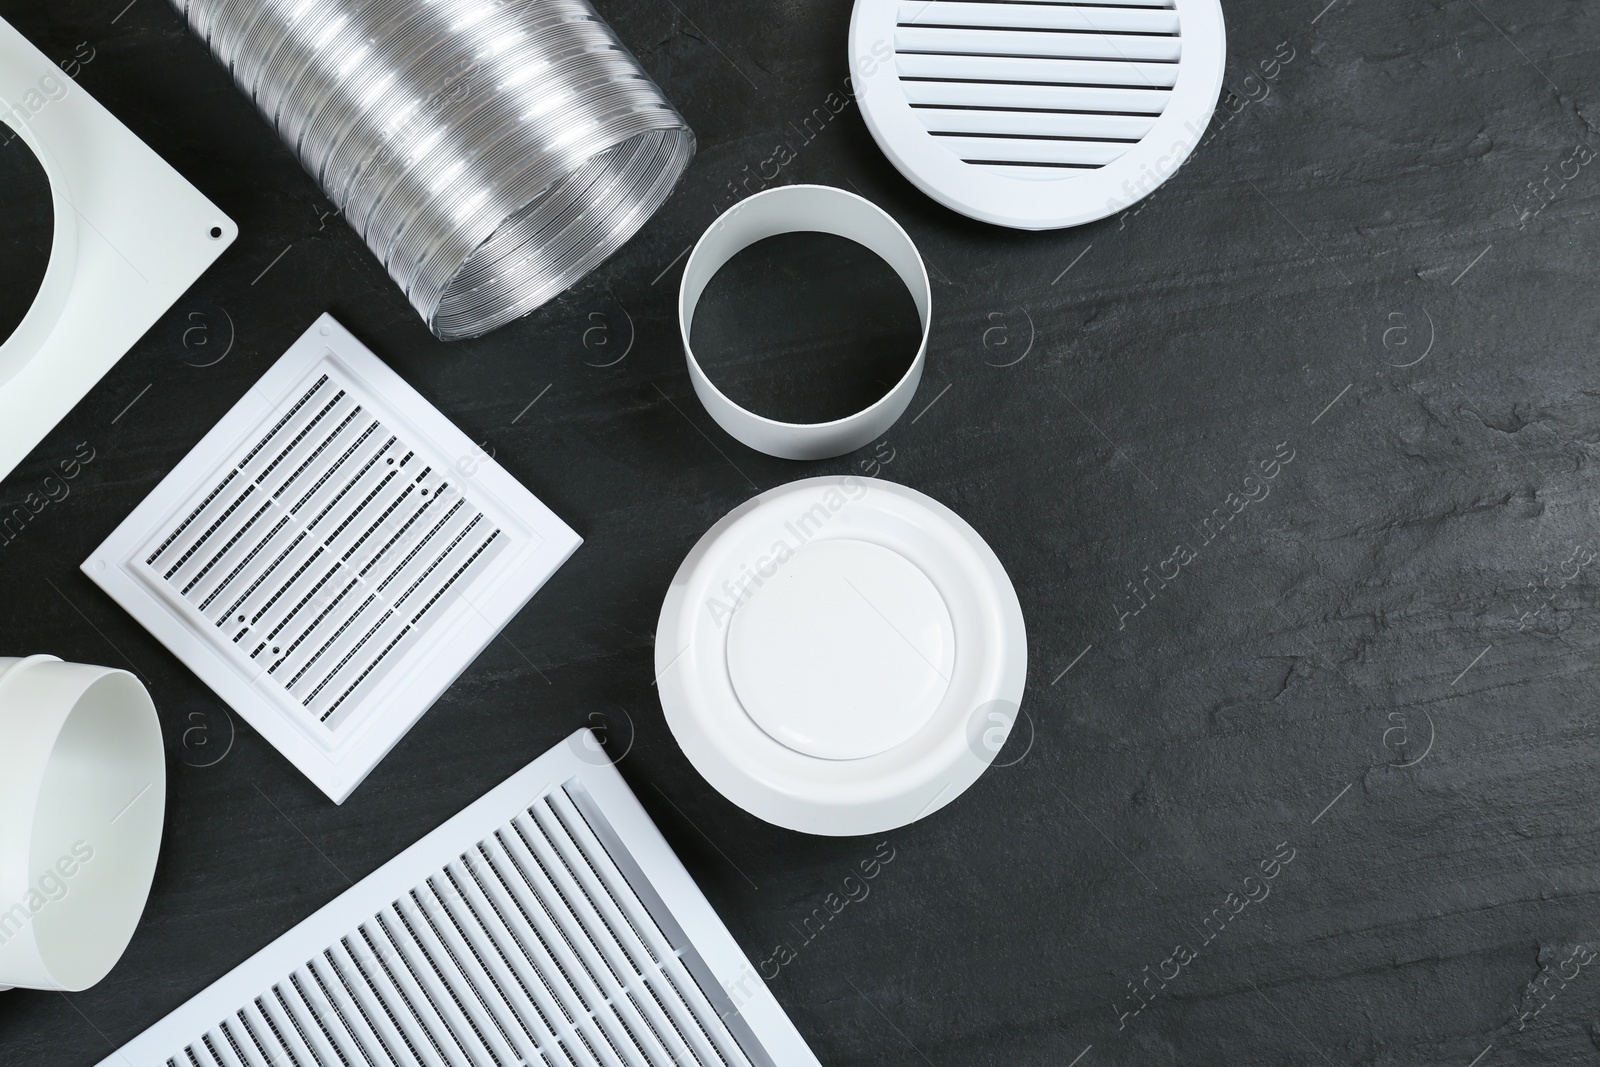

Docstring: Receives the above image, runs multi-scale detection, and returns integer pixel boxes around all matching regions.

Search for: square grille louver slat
[85,315,582,802]
[105,734,822,1067]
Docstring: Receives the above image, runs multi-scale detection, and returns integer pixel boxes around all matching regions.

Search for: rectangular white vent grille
[163,792,742,1067]
[895,0,1180,176]
[100,733,821,1067]
[85,314,581,802]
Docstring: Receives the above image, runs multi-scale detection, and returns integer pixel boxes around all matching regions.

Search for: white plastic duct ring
[849,0,1227,230]
[678,185,932,461]
[656,477,1027,836]
[0,655,165,992]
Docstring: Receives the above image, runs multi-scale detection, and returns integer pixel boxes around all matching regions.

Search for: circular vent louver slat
[850,0,1226,229]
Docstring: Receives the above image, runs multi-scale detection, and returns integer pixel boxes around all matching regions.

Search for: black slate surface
[1,1,1599,1065]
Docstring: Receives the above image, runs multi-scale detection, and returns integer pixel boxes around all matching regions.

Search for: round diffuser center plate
[848,0,1226,230]
[657,476,1027,836]
[728,539,954,760]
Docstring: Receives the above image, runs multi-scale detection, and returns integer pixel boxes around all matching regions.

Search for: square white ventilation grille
[83,314,581,803]
[96,731,823,1067]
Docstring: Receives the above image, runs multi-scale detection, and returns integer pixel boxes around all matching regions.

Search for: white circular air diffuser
[655,477,1027,837]
[849,0,1226,230]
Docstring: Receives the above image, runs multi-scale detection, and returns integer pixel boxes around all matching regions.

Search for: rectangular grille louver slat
[220,1037,254,1067]
[184,1041,223,1067]
[367,911,479,1066]
[255,990,321,1067]
[421,874,576,1066]
[538,789,756,1067]
[282,974,362,1067]
[465,845,643,1067]
[234,1004,285,1067]
[363,921,468,1067]
[188,1036,225,1067]
[205,1029,244,1067]
[326,940,425,1067]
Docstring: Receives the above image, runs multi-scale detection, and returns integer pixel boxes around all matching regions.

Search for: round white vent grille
[849,0,1226,230]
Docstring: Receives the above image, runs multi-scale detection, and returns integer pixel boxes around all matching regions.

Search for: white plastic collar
[679,185,931,461]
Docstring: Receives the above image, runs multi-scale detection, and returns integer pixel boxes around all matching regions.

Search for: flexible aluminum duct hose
[173,0,695,340]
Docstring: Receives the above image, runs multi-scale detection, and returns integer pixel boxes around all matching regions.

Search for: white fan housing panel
[0,15,237,483]
[849,0,1226,229]
[95,730,823,1067]
[83,314,581,803]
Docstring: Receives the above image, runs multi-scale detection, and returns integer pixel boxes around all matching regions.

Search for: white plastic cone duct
[0,655,165,992]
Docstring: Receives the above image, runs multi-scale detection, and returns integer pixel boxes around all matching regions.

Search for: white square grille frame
[95,730,823,1067]
[83,313,581,803]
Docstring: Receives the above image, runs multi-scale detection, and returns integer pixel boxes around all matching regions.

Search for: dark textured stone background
[1,0,1598,1064]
